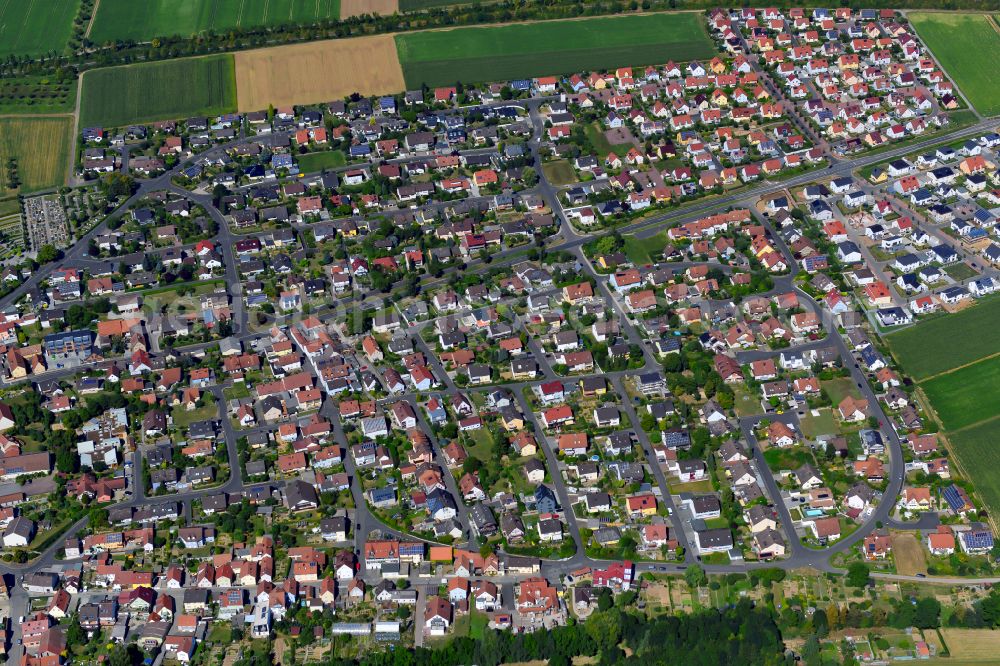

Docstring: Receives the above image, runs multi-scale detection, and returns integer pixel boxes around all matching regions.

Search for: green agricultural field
[89,0,340,43]
[921,356,1000,431]
[80,55,237,127]
[0,0,78,58]
[887,296,1000,380]
[395,13,716,88]
[910,13,1000,117]
[0,117,73,196]
[948,420,1000,518]
[295,150,347,173]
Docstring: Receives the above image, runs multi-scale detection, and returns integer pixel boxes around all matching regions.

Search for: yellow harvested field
[341,0,399,18]
[891,532,927,576]
[233,35,405,111]
[0,116,72,196]
[940,629,1000,660]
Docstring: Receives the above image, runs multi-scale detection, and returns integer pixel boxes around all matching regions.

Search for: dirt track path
[84,0,100,39]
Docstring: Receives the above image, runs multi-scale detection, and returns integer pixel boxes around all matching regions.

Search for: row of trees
[290,598,787,666]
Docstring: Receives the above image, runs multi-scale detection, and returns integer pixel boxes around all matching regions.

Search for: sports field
[0,0,78,58]
[234,35,404,111]
[921,356,1000,431]
[910,13,1000,117]
[886,296,1000,380]
[394,13,716,88]
[88,0,340,43]
[0,117,73,196]
[80,55,237,127]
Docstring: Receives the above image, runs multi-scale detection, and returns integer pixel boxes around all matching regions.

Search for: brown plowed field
[234,34,405,110]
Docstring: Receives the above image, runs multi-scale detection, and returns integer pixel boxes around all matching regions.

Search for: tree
[812,607,829,638]
[36,244,61,264]
[802,634,822,666]
[65,616,86,646]
[684,564,707,588]
[99,172,135,198]
[914,597,942,629]
[846,561,871,588]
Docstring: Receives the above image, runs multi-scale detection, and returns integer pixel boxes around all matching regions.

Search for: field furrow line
[915,349,1000,384]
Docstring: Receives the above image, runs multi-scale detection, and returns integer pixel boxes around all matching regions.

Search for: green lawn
[623,232,668,266]
[171,394,218,429]
[887,295,1000,380]
[223,383,251,400]
[464,427,495,462]
[80,54,237,127]
[394,13,716,88]
[295,150,347,173]
[89,0,340,43]
[821,377,861,407]
[763,446,814,473]
[943,262,978,282]
[0,0,78,58]
[799,408,837,440]
[669,479,714,493]
[921,356,1000,431]
[910,13,1000,117]
[585,122,636,158]
[541,160,576,186]
[733,383,760,418]
[469,610,489,640]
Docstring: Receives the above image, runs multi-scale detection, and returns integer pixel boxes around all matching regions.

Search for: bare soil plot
[341,0,398,18]
[891,532,927,576]
[604,127,637,148]
[234,35,404,111]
